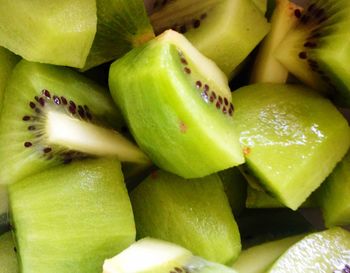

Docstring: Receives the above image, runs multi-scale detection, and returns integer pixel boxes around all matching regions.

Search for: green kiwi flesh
[9,158,135,273]
[0,60,148,185]
[0,186,9,234]
[150,0,270,78]
[232,234,304,273]
[82,0,155,70]
[250,0,303,83]
[232,83,350,210]
[109,30,244,178]
[268,227,350,273]
[317,150,350,227]
[275,0,350,107]
[0,232,19,273]
[0,1,96,68]
[130,170,241,264]
[252,0,268,14]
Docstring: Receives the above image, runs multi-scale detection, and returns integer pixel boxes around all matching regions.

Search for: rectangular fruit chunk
[130,170,241,265]
[9,158,135,273]
[232,83,350,209]
[0,0,96,68]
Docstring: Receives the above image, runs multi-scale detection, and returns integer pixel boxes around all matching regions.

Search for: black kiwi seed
[203,84,209,92]
[184,67,191,74]
[43,89,51,98]
[181,57,188,65]
[22,116,31,121]
[179,25,187,34]
[193,19,200,28]
[61,96,68,105]
[174,267,183,273]
[304,41,317,48]
[28,125,36,131]
[196,80,202,88]
[43,147,52,153]
[218,96,223,104]
[29,102,36,109]
[294,9,302,18]
[53,95,61,105]
[24,142,32,148]
[298,52,308,59]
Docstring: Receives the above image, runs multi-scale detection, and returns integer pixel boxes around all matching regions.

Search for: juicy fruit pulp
[9,158,135,273]
[232,83,350,209]
[0,232,19,273]
[0,0,96,68]
[131,170,241,264]
[109,30,244,178]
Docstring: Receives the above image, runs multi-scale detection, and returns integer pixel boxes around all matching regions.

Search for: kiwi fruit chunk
[317,150,350,227]
[109,30,244,178]
[130,170,241,264]
[0,60,148,185]
[274,0,350,106]
[150,0,270,78]
[232,83,350,210]
[0,232,19,273]
[103,238,237,273]
[268,227,350,273]
[250,0,303,83]
[9,158,135,273]
[0,1,96,68]
[82,0,155,71]
[232,234,304,273]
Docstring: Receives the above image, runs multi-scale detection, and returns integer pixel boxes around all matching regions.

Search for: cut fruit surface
[0,0,96,68]
[131,170,241,264]
[9,158,135,273]
[252,0,268,14]
[109,30,244,178]
[0,232,19,273]
[232,83,350,209]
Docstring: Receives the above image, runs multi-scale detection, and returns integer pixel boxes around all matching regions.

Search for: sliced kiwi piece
[250,0,303,83]
[131,170,241,264]
[0,232,19,273]
[232,83,350,210]
[103,238,237,273]
[268,227,350,273]
[275,0,350,106]
[82,0,155,70]
[0,60,148,185]
[317,150,350,227]
[9,158,135,273]
[0,1,96,68]
[150,0,270,78]
[232,234,304,273]
[109,30,244,178]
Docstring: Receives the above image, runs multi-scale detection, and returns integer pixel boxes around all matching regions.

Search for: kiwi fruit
[250,0,303,83]
[232,83,350,210]
[0,232,19,273]
[0,186,9,234]
[103,238,238,273]
[252,0,268,14]
[268,227,350,273]
[274,0,350,107]
[130,170,241,265]
[0,60,149,185]
[150,0,270,78]
[109,30,244,178]
[0,0,96,68]
[82,0,155,71]
[9,158,135,273]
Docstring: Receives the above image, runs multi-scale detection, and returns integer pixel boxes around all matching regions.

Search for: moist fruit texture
[0,232,19,273]
[82,0,155,70]
[150,0,270,78]
[275,0,350,107]
[0,60,149,185]
[103,238,237,273]
[252,0,268,14]
[0,186,9,234]
[9,158,135,273]
[268,227,350,273]
[130,170,241,265]
[232,83,350,210]
[109,30,244,178]
[0,0,96,68]
[317,150,350,227]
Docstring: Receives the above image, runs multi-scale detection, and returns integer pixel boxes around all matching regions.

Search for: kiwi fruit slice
[268,227,350,273]
[150,0,270,78]
[232,234,304,273]
[0,60,148,185]
[82,0,155,70]
[232,83,350,210]
[317,150,350,227]
[9,158,135,273]
[130,170,241,265]
[274,0,350,106]
[109,30,244,178]
[0,232,19,273]
[103,238,237,273]
[250,0,303,83]
[0,1,96,68]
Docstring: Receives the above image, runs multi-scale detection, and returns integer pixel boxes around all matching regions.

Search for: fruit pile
[0,0,349,272]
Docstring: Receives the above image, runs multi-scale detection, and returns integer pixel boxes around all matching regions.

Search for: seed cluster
[172,13,207,34]
[179,52,234,116]
[168,266,190,273]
